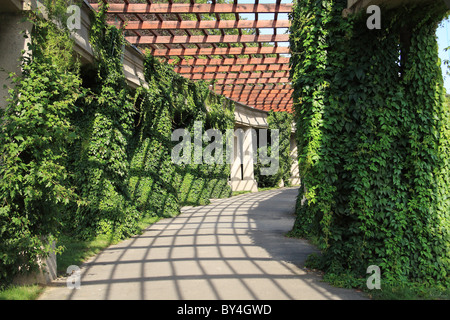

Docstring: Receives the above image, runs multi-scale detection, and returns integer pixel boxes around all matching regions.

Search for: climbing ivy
[127,56,181,221]
[64,3,233,240]
[0,1,233,286]
[290,0,450,287]
[0,0,83,286]
[65,3,140,240]
[129,53,233,219]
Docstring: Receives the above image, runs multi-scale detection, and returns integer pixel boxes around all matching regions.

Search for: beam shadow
[42,188,367,300]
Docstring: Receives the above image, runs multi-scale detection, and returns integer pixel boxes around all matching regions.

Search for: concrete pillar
[230,126,258,192]
[1,1,58,286]
[230,131,243,181]
[0,1,33,109]
[12,240,57,286]
[289,134,301,186]
[242,128,255,180]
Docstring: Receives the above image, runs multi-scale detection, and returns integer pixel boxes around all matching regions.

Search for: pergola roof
[89,0,293,112]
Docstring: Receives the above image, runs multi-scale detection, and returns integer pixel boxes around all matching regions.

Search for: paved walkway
[39,187,367,300]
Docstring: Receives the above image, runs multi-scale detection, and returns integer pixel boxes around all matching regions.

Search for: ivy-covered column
[290,0,450,286]
[0,0,83,286]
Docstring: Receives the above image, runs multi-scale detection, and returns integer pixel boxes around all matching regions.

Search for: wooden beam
[258,107,292,112]
[168,57,290,66]
[213,84,292,91]
[182,71,290,81]
[174,64,289,74]
[126,34,289,45]
[240,98,294,106]
[249,101,293,107]
[228,92,292,100]
[219,89,293,97]
[249,100,293,105]
[214,85,293,98]
[251,107,292,112]
[92,3,294,14]
[239,97,292,104]
[214,77,290,85]
[250,105,293,111]
[151,46,290,56]
[115,19,290,30]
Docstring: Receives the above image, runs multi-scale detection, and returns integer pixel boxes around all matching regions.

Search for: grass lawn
[0,285,44,300]
[366,283,450,300]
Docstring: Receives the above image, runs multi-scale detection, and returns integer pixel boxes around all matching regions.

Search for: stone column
[230,131,243,181]
[230,126,258,192]
[0,1,33,109]
[289,133,301,186]
[2,1,58,286]
[13,240,57,286]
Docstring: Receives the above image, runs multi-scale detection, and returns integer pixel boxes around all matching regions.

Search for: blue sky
[437,18,450,92]
[237,0,450,92]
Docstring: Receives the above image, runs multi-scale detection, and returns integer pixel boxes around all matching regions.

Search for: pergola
[89,0,293,112]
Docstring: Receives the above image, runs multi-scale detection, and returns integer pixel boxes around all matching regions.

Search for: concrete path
[39,187,367,300]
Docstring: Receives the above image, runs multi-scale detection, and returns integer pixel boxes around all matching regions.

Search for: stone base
[12,242,57,285]
[289,177,301,186]
[231,178,258,192]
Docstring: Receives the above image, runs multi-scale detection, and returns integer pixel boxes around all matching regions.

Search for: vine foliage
[0,1,233,286]
[0,0,83,285]
[66,3,140,240]
[290,0,450,286]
